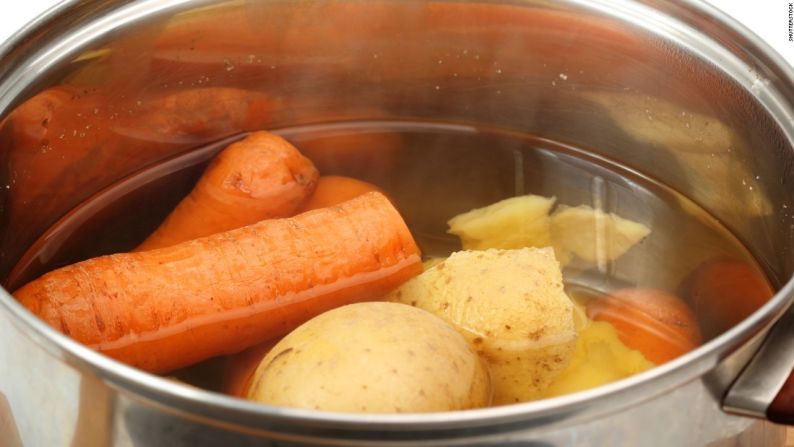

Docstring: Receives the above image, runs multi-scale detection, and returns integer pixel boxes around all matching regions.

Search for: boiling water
[6,120,772,387]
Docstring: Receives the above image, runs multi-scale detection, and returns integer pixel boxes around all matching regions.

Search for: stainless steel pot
[1,0,794,445]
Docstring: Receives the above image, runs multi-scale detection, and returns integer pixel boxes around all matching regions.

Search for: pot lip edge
[3,273,791,435]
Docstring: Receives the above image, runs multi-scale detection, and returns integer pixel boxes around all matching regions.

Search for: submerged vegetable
[680,258,774,337]
[549,205,650,265]
[446,194,649,266]
[586,288,701,364]
[298,175,383,212]
[544,321,654,397]
[447,195,555,250]
[15,192,422,373]
[388,247,577,404]
[220,340,277,397]
[135,131,319,251]
[246,302,491,413]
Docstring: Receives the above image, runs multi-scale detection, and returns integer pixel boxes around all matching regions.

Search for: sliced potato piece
[447,195,555,251]
[550,205,650,265]
[388,247,577,404]
[543,320,654,398]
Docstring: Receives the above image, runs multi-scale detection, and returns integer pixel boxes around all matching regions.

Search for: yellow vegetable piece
[388,247,577,405]
[447,195,555,251]
[550,205,650,266]
[543,320,654,398]
[446,195,649,267]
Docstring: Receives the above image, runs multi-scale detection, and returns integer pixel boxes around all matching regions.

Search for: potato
[388,247,577,404]
[446,195,649,267]
[246,302,491,413]
[550,204,650,265]
[543,321,654,398]
[447,195,555,251]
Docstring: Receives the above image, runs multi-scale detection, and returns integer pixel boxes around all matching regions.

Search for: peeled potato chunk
[447,195,555,251]
[246,302,491,413]
[550,205,650,265]
[446,195,648,267]
[388,247,577,404]
[543,320,654,398]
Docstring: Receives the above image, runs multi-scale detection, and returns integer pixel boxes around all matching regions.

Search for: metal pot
[1,0,794,445]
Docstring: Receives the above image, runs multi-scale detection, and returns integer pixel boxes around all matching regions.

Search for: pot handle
[768,374,794,424]
[723,304,794,424]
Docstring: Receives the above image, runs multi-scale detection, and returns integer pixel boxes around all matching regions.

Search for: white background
[0,0,792,65]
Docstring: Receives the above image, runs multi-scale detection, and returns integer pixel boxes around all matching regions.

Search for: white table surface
[0,0,792,68]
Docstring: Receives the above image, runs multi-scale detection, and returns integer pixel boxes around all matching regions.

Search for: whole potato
[246,302,491,413]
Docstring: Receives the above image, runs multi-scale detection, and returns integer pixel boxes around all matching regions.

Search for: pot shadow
[70,376,116,447]
[122,405,556,447]
[0,391,22,447]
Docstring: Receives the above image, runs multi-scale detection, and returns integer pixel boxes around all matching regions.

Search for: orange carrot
[679,258,774,337]
[135,131,319,251]
[15,192,422,373]
[2,86,113,269]
[586,288,702,364]
[220,340,277,397]
[298,176,383,212]
[1,86,277,277]
[292,129,402,179]
[116,87,275,144]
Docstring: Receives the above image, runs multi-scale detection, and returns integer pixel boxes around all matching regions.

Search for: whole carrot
[679,258,773,337]
[135,131,319,251]
[195,175,382,393]
[16,192,422,373]
[298,175,383,212]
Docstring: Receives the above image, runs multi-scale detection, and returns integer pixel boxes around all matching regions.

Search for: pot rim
[1,0,794,440]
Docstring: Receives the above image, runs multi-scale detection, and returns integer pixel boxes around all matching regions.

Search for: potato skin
[389,248,576,404]
[246,302,491,413]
